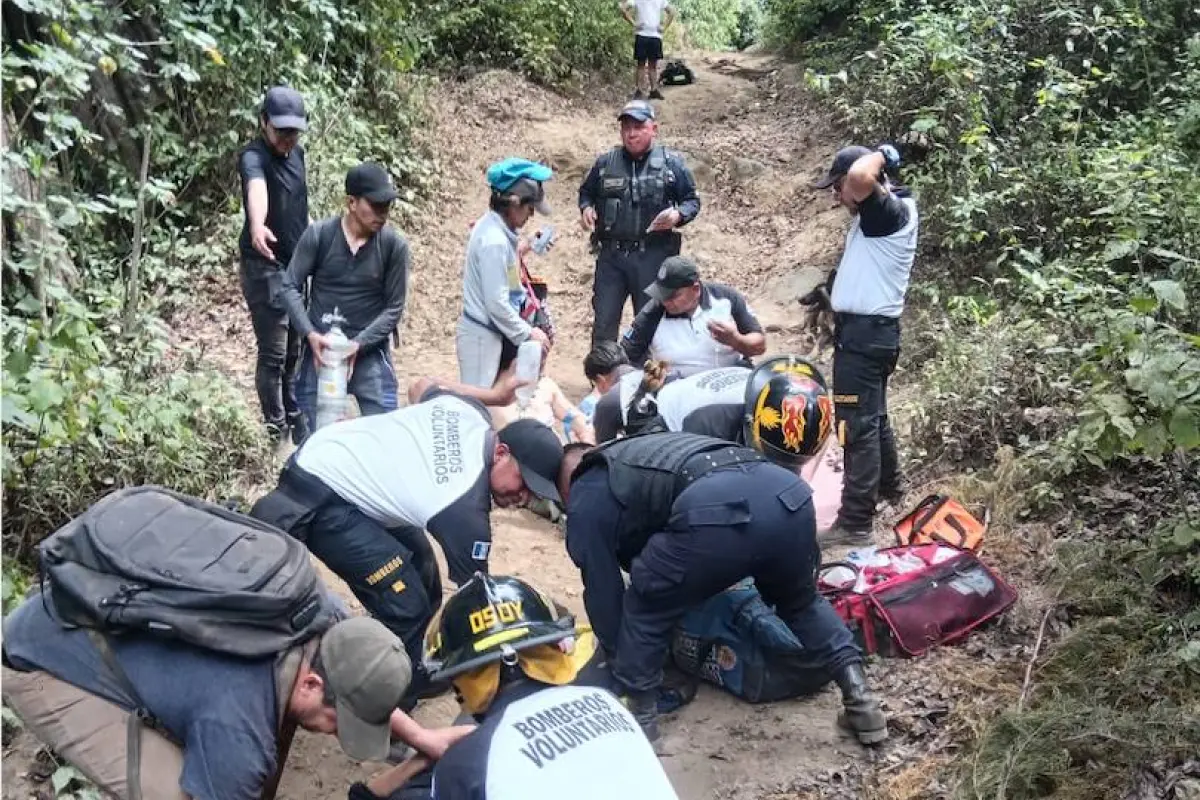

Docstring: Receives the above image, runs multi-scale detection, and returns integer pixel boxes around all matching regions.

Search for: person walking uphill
[237,86,311,445]
[811,144,918,546]
[278,162,410,432]
[556,432,888,745]
[579,100,700,345]
[457,158,553,388]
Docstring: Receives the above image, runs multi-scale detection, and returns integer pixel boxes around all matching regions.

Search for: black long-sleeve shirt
[279,216,409,350]
[564,466,634,654]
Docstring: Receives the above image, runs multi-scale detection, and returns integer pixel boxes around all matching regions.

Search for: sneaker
[264,421,286,445]
[287,411,310,447]
[818,523,873,548]
[632,89,645,100]
[649,88,664,99]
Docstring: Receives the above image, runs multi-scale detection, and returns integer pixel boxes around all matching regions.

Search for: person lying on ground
[2,596,471,800]
[556,430,888,746]
[621,255,766,377]
[490,357,595,445]
[350,573,680,800]
[278,162,411,432]
[250,377,564,707]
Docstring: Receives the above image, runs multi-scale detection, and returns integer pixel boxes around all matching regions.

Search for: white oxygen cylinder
[514,339,543,410]
[315,308,352,430]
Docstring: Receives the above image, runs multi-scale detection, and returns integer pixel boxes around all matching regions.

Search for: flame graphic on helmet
[816,393,834,444]
[779,393,808,452]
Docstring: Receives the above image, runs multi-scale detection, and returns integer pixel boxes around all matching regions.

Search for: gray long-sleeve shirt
[279,216,409,350]
[458,210,531,344]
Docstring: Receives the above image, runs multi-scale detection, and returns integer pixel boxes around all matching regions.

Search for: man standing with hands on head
[579,100,701,345]
[811,144,918,546]
[279,162,411,432]
[237,86,311,445]
[621,0,675,100]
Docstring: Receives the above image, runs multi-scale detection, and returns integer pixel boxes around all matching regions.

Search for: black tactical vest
[573,432,767,557]
[595,145,677,242]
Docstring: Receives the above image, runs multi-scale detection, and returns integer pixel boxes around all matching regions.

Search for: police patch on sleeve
[472,541,491,560]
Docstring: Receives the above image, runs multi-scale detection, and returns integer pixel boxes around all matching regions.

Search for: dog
[797,271,837,361]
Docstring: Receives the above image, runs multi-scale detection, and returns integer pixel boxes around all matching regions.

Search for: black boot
[287,411,310,447]
[834,663,888,745]
[620,689,661,743]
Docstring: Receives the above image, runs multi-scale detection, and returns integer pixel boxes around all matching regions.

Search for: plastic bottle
[530,224,555,255]
[315,308,352,430]
[514,339,543,410]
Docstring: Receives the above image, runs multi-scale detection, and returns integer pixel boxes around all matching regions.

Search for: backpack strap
[85,630,177,800]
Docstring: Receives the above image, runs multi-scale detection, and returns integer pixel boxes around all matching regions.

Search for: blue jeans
[612,461,861,694]
[295,342,398,430]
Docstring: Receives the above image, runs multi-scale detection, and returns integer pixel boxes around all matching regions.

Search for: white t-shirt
[431,685,679,799]
[296,390,496,582]
[830,196,919,317]
[626,0,672,38]
[654,366,750,430]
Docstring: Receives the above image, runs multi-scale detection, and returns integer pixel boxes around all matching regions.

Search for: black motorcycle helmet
[422,572,576,682]
[742,355,833,467]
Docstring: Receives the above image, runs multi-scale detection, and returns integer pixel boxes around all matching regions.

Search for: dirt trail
[3,52,897,800]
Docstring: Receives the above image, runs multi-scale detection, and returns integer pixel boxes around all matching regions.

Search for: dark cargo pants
[239,256,300,426]
[590,241,678,345]
[832,314,902,531]
[611,461,861,695]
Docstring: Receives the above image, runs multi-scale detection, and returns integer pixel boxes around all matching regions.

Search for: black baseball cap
[507,178,552,215]
[618,100,656,122]
[263,86,307,131]
[498,419,564,503]
[645,255,701,302]
[812,145,873,189]
[346,163,400,203]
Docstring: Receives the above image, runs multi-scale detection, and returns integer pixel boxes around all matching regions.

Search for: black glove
[348,783,385,800]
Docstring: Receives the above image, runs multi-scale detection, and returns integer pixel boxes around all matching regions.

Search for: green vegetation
[762,0,1199,796]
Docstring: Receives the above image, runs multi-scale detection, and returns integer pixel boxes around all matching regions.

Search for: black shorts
[634,35,664,64]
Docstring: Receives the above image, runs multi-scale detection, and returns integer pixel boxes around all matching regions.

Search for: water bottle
[530,224,555,255]
[315,308,352,430]
[514,339,543,409]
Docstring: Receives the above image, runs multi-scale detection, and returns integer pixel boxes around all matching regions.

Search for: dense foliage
[762,0,1199,796]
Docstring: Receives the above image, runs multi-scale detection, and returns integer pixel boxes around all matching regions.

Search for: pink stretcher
[797,433,843,532]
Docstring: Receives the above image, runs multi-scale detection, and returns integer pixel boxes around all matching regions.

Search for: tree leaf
[1149,279,1187,311]
[1168,406,1200,450]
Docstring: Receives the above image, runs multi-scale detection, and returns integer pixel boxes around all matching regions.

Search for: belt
[597,239,649,253]
[833,312,901,326]
[676,447,768,492]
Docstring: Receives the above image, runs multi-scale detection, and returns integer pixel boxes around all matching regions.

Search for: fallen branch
[1018,605,1054,712]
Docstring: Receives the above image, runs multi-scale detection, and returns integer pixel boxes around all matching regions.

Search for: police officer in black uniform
[579,100,701,345]
[555,425,888,745]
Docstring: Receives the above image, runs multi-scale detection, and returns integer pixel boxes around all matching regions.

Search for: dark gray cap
[346,162,399,203]
[645,255,701,302]
[263,86,308,131]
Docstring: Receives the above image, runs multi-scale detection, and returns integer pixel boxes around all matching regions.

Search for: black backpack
[660,60,695,86]
[39,485,335,658]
